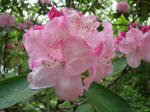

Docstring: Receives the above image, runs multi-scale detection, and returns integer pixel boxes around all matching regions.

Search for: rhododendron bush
[0,0,150,112]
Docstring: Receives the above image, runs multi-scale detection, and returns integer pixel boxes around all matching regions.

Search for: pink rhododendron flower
[23,15,95,101]
[40,0,50,5]
[0,13,16,27]
[23,6,115,100]
[6,44,13,50]
[48,5,61,21]
[116,1,130,13]
[119,28,150,68]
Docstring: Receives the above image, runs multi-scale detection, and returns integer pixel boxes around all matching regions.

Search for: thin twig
[107,66,131,88]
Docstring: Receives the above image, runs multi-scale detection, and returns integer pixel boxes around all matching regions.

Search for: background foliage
[0,0,150,112]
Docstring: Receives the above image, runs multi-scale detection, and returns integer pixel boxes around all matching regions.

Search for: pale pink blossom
[40,0,50,5]
[0,13,16,27]
[116,1,130,13]
[48,5,61,21]
[23,16,95,101]
[119,28,150,68]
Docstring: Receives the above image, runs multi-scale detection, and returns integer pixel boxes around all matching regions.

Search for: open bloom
[116,1,130,13]
[23,7,115,100]
[0,13,16,27]
[23,15,95,101]
[119,28,150,68]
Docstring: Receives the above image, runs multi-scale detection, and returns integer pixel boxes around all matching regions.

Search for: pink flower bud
[116,1,130,13]
[47,5,61,21]
[0,13,16,27]
[6,44,13,50]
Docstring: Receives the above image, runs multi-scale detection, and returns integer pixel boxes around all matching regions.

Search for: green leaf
[84,83,135,112]
[112,57,127,75]
[0,75,40,109]
[76,104,94,112]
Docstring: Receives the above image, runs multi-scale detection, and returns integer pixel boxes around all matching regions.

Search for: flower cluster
[18,20,33,30]
[116,1,130,13]
[0,13,16,28]
[115,24,150,68]
[23,6,114,101]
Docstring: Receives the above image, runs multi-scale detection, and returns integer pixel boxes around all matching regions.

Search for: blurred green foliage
[0,0,150,112]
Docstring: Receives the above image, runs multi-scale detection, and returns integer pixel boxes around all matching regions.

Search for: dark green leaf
[0,75,40,109]
[84,82,135,112]
[76,104,94,112]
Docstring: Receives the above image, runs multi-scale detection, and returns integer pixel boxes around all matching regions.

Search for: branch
[107,66,131,88]
[60,100,87,111]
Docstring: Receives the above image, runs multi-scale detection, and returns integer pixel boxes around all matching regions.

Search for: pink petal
[63,37,95,75]
[48,5,61,21]
[55,74,83,101]
[126,28,143,44]
[23,30,52,68]
[119,38,136,54]
[94,58,113,82]
[84,58,113,90]
[83,65,95,90]
[28,65,62,89]
[127,52,141,68]
[140,31,150,62]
